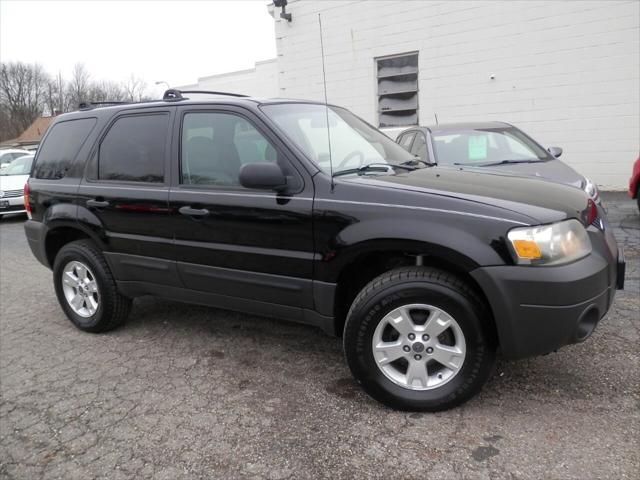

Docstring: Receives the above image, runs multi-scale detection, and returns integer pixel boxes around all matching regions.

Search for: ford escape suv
[24,90,625,411]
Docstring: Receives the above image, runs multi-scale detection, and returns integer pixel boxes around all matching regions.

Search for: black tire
[53,240,132,333]
[343,267,496,411]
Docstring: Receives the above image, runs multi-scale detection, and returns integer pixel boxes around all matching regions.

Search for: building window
[376,52,418,128]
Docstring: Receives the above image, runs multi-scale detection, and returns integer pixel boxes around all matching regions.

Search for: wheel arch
[44,220,106,268]
[330,239,498,343]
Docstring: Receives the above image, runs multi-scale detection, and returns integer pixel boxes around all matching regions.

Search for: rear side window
[97,114,168,183]
[33,118,96,179]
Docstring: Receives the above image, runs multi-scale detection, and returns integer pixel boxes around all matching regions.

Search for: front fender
[313,214,511,283]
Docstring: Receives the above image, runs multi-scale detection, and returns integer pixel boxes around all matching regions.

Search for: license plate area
[0,200,9,209]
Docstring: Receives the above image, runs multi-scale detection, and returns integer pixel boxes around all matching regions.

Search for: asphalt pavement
[0,192,638,480]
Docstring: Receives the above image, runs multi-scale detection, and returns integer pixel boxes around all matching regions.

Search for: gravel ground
[1,192,638,480]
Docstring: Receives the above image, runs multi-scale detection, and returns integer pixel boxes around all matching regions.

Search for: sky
[0,0,277,97]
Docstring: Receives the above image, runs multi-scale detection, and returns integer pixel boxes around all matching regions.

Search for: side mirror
[548,146,563,158]
[239,162,287,191]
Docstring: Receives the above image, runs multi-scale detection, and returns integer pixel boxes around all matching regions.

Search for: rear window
[33,118,97,179]
[96,114,168,183]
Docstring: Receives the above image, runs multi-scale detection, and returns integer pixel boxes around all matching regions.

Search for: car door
[168,105,316,311]
[77,108,178,286]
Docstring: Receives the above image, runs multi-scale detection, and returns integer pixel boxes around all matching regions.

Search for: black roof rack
[78,101,131,110]
[162,89,249,101]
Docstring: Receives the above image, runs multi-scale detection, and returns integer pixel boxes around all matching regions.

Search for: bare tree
[0,61,155,142]
[90,80,127,103]
[44,72,65,116]
[66,63,91,109]
[123,74,148,102]
[0,62,49,141]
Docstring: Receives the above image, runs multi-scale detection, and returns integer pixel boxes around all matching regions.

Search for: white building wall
[271,0,640,190]
[179,59,279,98]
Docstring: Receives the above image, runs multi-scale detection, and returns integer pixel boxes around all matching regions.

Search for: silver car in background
[396,122,600,203]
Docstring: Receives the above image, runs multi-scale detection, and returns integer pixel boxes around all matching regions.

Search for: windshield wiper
[453,159,548,167]
[400,158,436,167]
[332,162,416,177]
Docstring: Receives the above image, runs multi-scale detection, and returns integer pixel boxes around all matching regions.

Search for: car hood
[343,167,591,224]
[451,159,585,189]
[0,174,29,192]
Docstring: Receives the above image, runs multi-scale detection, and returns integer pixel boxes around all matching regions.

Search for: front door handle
[86,199,110,208]
[179,206,210,217]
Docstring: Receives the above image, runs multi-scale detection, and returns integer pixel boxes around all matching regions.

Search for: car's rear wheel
[343,267,496,411]
[53,240,131,332]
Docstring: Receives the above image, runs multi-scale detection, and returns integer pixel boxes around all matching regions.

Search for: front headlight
[583,177,599,202]
[507,219,592,266]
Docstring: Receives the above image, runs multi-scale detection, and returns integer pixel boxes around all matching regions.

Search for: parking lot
[0,192,637,480]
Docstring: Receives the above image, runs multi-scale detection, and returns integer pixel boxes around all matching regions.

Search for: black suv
[24,91,624,411]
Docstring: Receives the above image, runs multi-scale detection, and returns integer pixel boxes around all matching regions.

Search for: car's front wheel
[53,240,132,333]
[343,267,496,411]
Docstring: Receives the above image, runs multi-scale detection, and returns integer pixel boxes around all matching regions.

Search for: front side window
[98,114,168,183]
[398,132,415,149]
[262,103,414,175]
[432,128,551,166]
[181,112,283,187]
[34,118,96,179]
[410,133,429,161]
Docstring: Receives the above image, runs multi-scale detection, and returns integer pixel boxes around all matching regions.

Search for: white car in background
[0,149,32,170]
[0,154,34,219]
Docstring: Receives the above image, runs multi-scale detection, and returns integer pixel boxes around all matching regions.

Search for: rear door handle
[179,206,209,217]
[86,199,110,208]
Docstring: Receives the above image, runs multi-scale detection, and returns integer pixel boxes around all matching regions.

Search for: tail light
[23,182,32,219]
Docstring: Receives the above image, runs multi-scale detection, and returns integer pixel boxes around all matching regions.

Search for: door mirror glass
[239,162,287,191]
[548,146,563,158]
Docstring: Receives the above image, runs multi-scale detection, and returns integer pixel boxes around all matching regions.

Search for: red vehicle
[629,156,640,212]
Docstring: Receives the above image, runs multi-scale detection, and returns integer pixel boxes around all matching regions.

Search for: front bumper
[0,195,25,215]
[471,226,623,359]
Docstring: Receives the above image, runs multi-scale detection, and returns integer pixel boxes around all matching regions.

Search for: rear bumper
[24,219,50,268]
[471,228,623,359]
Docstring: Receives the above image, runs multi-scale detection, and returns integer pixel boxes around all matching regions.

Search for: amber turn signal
[512,239,542,259]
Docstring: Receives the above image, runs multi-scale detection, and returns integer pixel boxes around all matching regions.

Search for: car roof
[404,121,513,134]
[54,94,333,122]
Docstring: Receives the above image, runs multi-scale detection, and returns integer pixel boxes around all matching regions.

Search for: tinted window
[181,112,282,187]
[98,114,167,183]
[410,133,429,161]
[34,118,96,179]
[398,132,415,149]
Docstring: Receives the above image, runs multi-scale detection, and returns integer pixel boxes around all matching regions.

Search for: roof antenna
[318,13,335,192]
[434,113,439,125]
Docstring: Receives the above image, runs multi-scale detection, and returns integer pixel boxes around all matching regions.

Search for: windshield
[432,127,551,166]
[1,156,33,175]
[261,103,414,174]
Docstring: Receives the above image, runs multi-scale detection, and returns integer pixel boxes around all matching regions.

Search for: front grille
[591,216,604,230]
[0,204,25,213]
[0,189,23,198]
